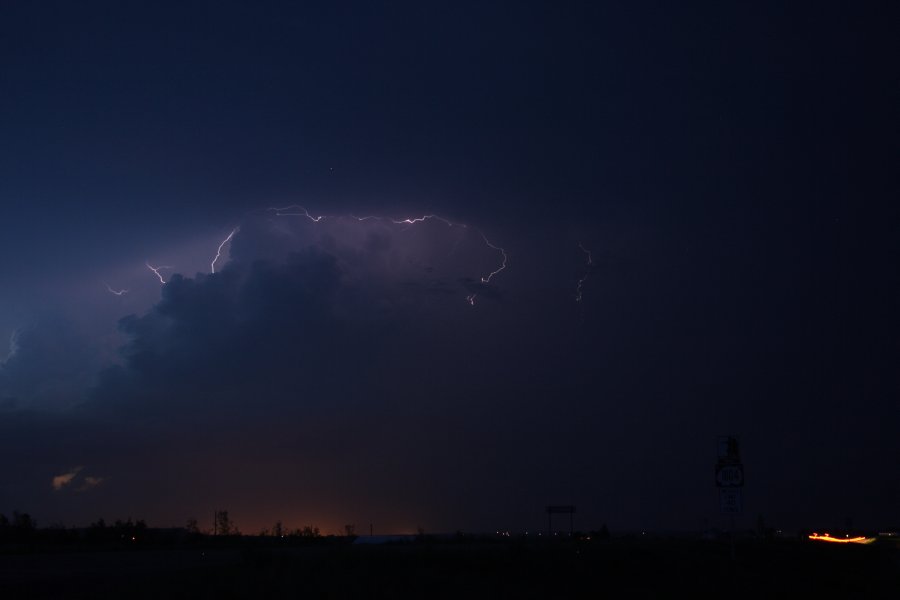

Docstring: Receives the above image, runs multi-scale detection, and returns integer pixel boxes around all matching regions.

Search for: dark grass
[2,536,898,599]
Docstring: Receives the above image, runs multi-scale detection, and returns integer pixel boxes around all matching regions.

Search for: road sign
[716,463,744,487]
[719,488,742,514]
[717,435,740,463]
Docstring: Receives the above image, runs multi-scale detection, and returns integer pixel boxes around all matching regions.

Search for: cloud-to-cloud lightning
[211,227,239,274]
[479,232,507,284]
[575,242,592,302]
[464,232,508,306]
[104,283,128,296]
[264,207,509,306]
[52,466,83,491]
[391,214,456,228]
[145,262,173,284]
[268,205,326,221]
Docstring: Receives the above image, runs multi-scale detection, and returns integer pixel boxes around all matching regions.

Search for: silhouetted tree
[0,512,36,543]
[185,517,199,534]
[112,518,146,541]
[291,525,320,538]
[214,510,236,535]
[344,524,355,537]
[87,518,110,542]
[13,511,36,532]
[11,512,37,541]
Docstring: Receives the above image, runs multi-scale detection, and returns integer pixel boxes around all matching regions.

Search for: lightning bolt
[268,205,326,222]
[263,206,508,305]
[146,262,173,284]
[104,283,128,296]
[211,227,239,274]
[575,243,593,302]
[479,232,507,283]
[391,215,456,227]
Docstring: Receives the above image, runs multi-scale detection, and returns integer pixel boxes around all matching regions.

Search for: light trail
[808,533,876,544]
[145,262,173,284]
[466,293,477,306]
[211,227,239,273]
[104,283,128,296]
[575,242,593,302]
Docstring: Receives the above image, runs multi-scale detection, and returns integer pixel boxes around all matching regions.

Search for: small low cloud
[76,476,104,492]
[52,466,83,491]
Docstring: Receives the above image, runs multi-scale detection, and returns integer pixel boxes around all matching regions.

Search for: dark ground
[2,535,898,599]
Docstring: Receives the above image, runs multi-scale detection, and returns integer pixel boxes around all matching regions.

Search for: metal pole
[730,515,735,560]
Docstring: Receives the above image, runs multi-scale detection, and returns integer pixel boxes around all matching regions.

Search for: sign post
[546,505,576,537]
[716,435,743,560]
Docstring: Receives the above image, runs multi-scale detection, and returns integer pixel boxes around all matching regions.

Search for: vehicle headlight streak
[808,533,876,544]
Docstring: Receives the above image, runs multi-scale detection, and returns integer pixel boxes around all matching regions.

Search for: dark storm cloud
[0,0,896,535]
[0,316,108,411]
[91,217,511,418]
[71,220,553,530]
[2,210,899,533]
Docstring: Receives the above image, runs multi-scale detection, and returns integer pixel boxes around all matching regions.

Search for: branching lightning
[109,207,508,310]
[104,283,128,296]
[211,227,239,274]
[268,205,326,222]
[575,242,593,302]
[146,262,173,284]
[479,232,507,283]
[391,215,456,227]
[257,206,507,306]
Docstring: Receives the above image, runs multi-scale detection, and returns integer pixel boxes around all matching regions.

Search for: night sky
[1,1,897,535]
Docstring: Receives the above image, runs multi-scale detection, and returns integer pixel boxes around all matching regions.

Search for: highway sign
[717,435,740,463]
[719,488,743,514]
[715,463,744,487]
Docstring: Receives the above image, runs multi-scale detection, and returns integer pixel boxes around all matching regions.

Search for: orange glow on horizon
[808,533,876,544]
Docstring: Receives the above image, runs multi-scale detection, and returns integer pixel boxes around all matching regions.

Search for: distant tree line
[0,509,337,546]
[0,511,37,543]
[257,520,322,538]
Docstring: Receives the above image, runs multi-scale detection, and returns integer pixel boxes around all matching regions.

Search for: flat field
[1,536,898,599]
